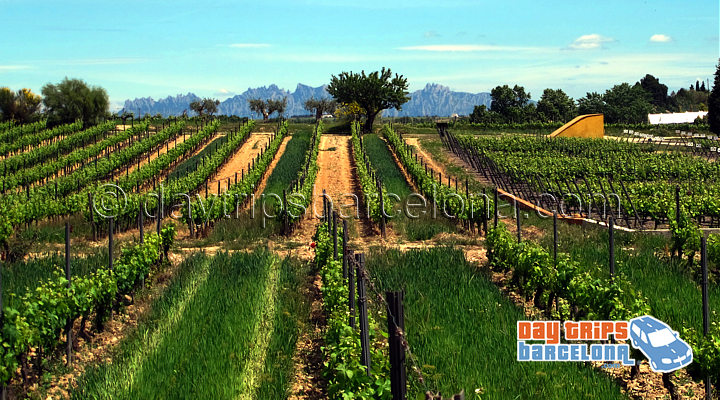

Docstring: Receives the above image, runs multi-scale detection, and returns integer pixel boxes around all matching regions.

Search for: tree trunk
[363,112,378,133]
[262,112,269,121]
[315,110,322,120]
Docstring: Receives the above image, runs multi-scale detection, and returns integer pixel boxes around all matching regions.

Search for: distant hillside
[384,83,492,117]
[121,83,491,117]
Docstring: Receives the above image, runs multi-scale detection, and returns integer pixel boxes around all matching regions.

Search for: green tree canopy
[190,98,220,118]
[327,67,409,133]
[469,104,502,124]
[41,78,108,127]
[304,97,337,120]
[576,92,606,115]
[709,60,720,134]
[536,88,576,122]
[489,84,534,123]
[603,83,653,124]
[638,74,669,111]
[267,97,287,118]
[248,99,269,120]
[0,87,42,123]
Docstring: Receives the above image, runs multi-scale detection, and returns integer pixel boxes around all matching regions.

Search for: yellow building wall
[549,114,604,138]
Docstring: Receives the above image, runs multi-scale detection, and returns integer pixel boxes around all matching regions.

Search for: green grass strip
[73,250,291,399]
[367,247,626,399]
[72,253,214,399]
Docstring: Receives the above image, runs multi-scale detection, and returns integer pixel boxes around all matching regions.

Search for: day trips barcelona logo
[517,315,693,373]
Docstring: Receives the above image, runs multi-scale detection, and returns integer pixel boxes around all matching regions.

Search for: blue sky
[1,0,717,110]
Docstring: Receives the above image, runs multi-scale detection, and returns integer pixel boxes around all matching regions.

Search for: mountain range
[121,83,492,118]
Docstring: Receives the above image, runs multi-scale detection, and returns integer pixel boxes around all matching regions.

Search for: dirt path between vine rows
[404,137,448,178]
[247,136,292,205]
[293,134,375,244]
[117,127,195,179]
[211,132,275,193]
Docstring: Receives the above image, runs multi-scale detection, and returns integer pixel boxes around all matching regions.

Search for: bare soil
[405,137,448,178]
[294,135,375,242]
[211,132,274,193]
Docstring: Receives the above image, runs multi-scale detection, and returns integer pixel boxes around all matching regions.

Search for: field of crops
[445,131,720,228]
[0,118,718,400]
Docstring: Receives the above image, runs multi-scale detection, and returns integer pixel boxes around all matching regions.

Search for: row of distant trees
[245,96,339,121]
[0,78,109,127]
[470,74,714,125]
[4,66,717,133]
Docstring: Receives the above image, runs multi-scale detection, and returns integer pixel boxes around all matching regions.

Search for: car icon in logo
[628,315,693,373]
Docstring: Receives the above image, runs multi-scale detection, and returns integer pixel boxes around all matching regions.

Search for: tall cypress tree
[709,61,720,134]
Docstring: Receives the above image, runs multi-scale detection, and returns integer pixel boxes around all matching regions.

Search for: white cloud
[59,58,147,66]
[215,88,236,97]
[397,44,546,52]
[650,34,672,43]
[228,43,271,48]
[566,34,614,50]
[0,65,31,71]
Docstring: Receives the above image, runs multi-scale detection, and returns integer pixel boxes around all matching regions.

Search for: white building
[648,111,708,124]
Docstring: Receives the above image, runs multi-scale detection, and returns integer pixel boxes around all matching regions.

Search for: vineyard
[0,117,718,400]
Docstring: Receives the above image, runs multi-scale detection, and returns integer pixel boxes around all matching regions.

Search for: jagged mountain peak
[121,83,491,117]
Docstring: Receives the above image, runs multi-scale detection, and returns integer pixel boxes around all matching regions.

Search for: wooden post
[357,254,371,376]
[516,201,521,243]
[675,186,681,259]
[322,189,327,224]
[109,218,114,271]
[65,223,72,365]
[387,291,407,400]
[333,212,338,260]
[494,187,499,228]
[139,209,145,244]
[609,216,615,281]
[553,211,558,266]
[156,195,162,235]
[88,192,96,241]
[342,219,348,279]
[349,254,357,329]
[187,199,195,238]
[282,189,288,236]
[377,179,386,238]
[701,236,712,400]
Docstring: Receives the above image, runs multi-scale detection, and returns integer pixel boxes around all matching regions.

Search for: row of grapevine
[0,120,45,146]
[0,120,82,157]
[2,121,178,206]
[450,132,720,226]
[425,120,709,135]
[0,225,176,387]
[0,121,15,135]
[1,120,117,175]
[0,122,189,244]
[313,220,391,398]
[487,223,650,320]
[0,121,132,191]
[280,121,323,229]
[382,124,492,227]
[488,220,720,394]
[351,122,390,224]
[184,121,287,228]
[81,120,257,230]
[84,119,232,228]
